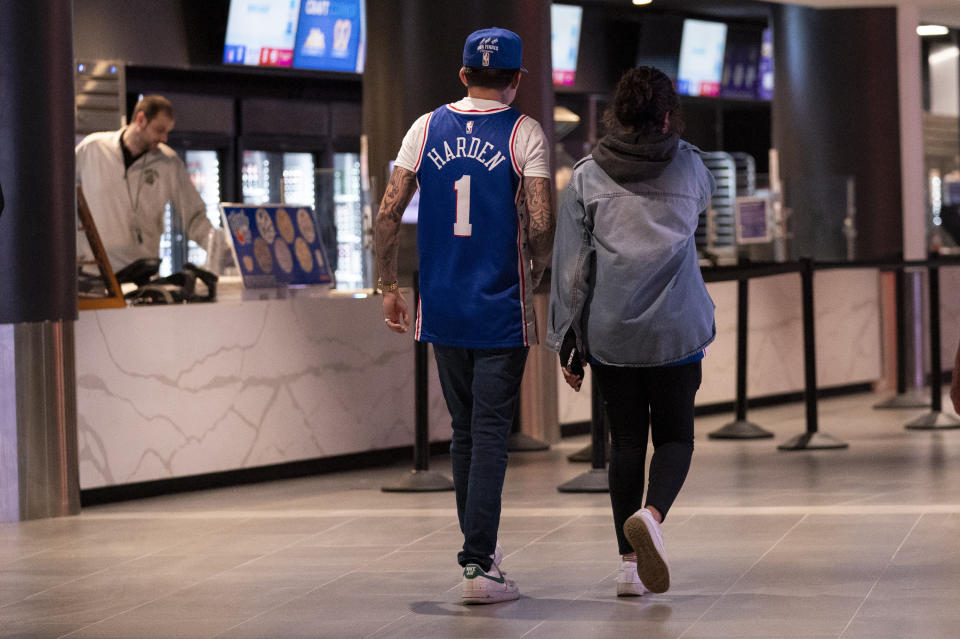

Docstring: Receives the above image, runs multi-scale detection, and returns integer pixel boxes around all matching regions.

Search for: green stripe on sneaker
[463,565,505,584]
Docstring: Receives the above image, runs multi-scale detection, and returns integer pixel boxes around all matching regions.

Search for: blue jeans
[433,345,529,571]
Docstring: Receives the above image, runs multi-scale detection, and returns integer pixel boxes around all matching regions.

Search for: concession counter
[76,267,960,491]
[76,291,448,490]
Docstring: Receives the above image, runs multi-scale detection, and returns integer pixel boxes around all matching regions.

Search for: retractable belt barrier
[557,255,960,488]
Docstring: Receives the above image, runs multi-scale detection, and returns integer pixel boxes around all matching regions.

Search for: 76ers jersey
[412,103,537,348]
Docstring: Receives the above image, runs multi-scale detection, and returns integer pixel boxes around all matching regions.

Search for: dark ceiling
[575,0,773,24]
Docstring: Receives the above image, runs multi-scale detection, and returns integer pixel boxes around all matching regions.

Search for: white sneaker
[616,557,648,597]
[623,508,670,593]
[461,562,519,604]
[492,541,504,568]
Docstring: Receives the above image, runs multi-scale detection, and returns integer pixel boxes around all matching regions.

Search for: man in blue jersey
[374,27,554,604]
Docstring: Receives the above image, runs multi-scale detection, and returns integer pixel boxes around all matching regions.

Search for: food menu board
[677,19,728,97]
[293,0,365,72]
[223,0,365,73]
[223,0,300,67]
[221,203,333,288]
[551,4,583,87]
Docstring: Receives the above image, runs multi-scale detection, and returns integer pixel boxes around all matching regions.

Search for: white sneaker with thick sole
[616,557,648,597]
[623,508,670,593]
[492,541,504,568]
[461,562,519,604]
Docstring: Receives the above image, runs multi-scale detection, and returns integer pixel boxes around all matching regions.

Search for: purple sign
[736,198,770,243]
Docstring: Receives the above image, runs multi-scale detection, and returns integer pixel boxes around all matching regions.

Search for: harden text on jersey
[425,136,508,172]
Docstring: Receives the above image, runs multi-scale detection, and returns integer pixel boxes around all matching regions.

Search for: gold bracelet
[377,277,399,292]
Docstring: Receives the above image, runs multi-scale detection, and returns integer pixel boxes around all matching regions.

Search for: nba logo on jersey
[466,121,474,134]
[482,51,490,67]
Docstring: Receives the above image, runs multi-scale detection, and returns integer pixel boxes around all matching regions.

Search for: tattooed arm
[523,176,555,291]
[375,166,418,333]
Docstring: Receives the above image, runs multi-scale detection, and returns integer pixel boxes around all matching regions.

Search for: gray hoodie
[547,133,717,366]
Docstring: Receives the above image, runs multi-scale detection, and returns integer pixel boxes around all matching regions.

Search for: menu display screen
[293,0,365,72]
[677,19,727,97]
[223,0,300,67]
[551,4,583,87]
[224,0,365,73]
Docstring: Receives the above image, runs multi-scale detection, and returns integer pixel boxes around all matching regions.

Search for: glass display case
[333,152,366,289]
[161,149,224,276]
[241,150,316,209]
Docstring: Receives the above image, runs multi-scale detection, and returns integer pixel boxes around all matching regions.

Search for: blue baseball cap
[462,27,527,72]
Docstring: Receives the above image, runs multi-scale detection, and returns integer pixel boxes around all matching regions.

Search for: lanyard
[124,154,149,244]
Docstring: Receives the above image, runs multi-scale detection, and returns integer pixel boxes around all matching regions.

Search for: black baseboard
[560,381,875,437]
[80,440,452,507]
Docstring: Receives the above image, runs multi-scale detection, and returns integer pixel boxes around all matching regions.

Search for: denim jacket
[547,136,717,367]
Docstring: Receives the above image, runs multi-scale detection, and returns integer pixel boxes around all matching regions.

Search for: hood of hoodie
[592,131,680,183]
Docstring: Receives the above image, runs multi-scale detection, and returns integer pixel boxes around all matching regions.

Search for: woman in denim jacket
[547,66,716,597]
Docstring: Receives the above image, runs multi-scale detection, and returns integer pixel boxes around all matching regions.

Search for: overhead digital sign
[677,19,727,97]
[551,4,583,87]
[224,0,365,73]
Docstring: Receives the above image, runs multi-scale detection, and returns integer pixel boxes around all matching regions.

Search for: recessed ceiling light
[633,0,653,5]
[918,25,949,36]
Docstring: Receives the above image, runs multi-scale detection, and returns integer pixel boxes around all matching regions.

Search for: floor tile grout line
[72,503,960,518]
[55,516,360,639]
[836,512,925,639]
[0,535,92,570]
[520,619,549,638]
[1,515,260,612]
[48,516,264,639]
[216,519,465,639]
[674,512,810,639]
[211,568,366,639]
[371,520,462,563]
[362,515,588,639]
[356,521,470,637]
[520,530,626,639]
[832,491,909,508]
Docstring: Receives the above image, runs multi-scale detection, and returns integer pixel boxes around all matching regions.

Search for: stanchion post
[382,272,455,492]
[558,374,609,492]
[413,337,430,471]
[906,259,960,429]
[778,258,848,450]
[567,369,608,462]
[875,265,929,409]
[930,264,942,411]
[507,396,550,452]
[897,267,908,395]
[709,275,774,439]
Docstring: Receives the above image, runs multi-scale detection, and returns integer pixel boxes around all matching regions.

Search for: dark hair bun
[610,66,682,135]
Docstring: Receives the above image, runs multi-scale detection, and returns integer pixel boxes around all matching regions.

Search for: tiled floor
[3,390,960,638]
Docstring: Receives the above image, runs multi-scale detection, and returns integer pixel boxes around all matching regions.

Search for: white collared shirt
[76,128,212,271]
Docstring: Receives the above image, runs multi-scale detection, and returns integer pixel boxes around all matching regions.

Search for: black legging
[592,360,702,555]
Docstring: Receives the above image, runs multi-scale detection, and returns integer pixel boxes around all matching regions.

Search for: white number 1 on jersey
[453,175,472,237]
